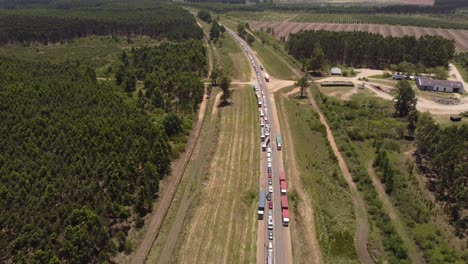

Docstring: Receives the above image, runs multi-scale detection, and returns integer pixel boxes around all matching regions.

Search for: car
[265,130,270,137]
[268,218,273,230]
[268,178,272,185]
[268,242,273,251]
[267,152,271,158]
[269,201,273,209]
[267,162,272,168]
[268,186,273,193]
[267,167,272,173]
[266,193,271,201]
[268,230,273,240]
[268,172,272,178]
[268,210,272,217]
[267,147,272,153]
[267,157,272,163]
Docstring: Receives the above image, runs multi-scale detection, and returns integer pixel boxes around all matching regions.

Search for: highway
[226,28,291,264]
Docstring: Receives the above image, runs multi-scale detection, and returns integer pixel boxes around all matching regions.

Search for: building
[331,67,342,75]
[416,77,464,94]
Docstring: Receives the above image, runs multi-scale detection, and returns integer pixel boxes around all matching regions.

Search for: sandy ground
[317,68,468,115]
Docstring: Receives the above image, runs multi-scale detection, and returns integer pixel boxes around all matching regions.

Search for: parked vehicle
[268,178,272,185]
[282,209,290,226]
[269,201,273,209]
[266,193,271,201]
[268,242,273,252]
[258,190,265,219]
[268,186,273,193]
[265,73,270,82]
[268,218,273,230]
[268,230,273,240]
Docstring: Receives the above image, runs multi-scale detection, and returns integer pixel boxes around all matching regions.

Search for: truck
[279,171,286,182]
[265,73,270,82]
[258,190,265,219]
[281,195,289,210]
[253,84,257,92]
[282,209,290,226]
[280,180,287,195]
[261,128,265,142]
[276,135,282,150]
[260,64,264,70]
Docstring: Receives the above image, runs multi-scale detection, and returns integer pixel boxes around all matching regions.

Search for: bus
[276,135,282,150]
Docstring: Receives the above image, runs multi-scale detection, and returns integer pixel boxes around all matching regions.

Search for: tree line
[116,40,208,113]
[286,30,455,71]
[0,4,203,44]
[0,57,175,263]
[415,116,467,238]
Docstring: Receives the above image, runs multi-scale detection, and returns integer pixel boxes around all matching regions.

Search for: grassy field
[173,86,260,263]
[144,88,221,264]
[275,87,358,263]
[217,27,251,82]
[0,35,159,77]
[453,62,468,83]
[222,15,302,80]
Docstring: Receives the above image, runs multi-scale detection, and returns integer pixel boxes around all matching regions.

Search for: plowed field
[251,21,468,51]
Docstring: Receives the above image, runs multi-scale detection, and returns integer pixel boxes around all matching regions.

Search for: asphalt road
[226,28,287,264]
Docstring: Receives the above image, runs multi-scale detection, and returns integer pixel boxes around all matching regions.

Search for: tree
[197,10,212,23]
[237,23,247,39]
[308,43,328,73]
[407,110,418,138]
[294,75,309,98]
[210,20,221,42]
[219,74,232,104]
[246,33,255,46]
[394,80,417,117]
[210,67,220,86]
[433,66,448,80]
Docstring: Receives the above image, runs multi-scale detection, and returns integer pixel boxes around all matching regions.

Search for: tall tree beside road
[220,74,232,104]
[294,75,309,98]
[246,33,255,46]
[197,10,212,23]
[394,81,417,117]
[210,19,221,42]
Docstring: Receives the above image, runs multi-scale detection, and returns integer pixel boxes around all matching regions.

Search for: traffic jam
[227,28,290,263]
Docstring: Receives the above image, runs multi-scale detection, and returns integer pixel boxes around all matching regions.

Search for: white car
[267,162,272,168]
[268,218,273,230]
[268,242,273,252]
[268,186,273,193]
[267,147,271,153]
[267,157,272,163]
[268,210,272,217]
[267,152,271,158]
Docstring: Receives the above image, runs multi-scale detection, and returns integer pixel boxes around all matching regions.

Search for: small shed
[331,67,342,76]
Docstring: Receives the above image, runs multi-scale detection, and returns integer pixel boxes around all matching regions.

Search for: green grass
[222,15,302,80]
[276,86,358,263]
[216,26,250,81]
[453,62,468,83]
[0,35,160,77]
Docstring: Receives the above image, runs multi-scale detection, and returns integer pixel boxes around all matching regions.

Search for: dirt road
[305,89,374,264]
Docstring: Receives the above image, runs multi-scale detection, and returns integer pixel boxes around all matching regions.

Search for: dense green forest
[415,117,467,237]
[286,31,455,70]
[0,4,203,43]
[115,40,207,113]
[0,57,173,263]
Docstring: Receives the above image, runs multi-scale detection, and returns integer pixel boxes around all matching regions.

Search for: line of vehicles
[228,27,289,264]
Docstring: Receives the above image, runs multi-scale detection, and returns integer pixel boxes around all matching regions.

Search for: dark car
[269,201,273,209]
[268,178,272,185]
[268,172,272,178]
[267,167,272,173]
[266,193,271,201]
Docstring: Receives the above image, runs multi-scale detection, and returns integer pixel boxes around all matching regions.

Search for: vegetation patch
[276,87,358,263]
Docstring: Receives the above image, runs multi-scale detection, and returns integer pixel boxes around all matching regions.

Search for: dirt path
[130,21,213,264]
[274,87,323,264]
[448,63,468,89]
[365,163,423,263]
[305,89,374,264]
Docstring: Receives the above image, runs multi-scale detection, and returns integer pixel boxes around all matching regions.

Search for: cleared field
[275,87,359,263]
[175,86,260,263]
[401,0,434,5]
[219,30,251,82]
[229,12,468,30]
[250,21,468,51]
